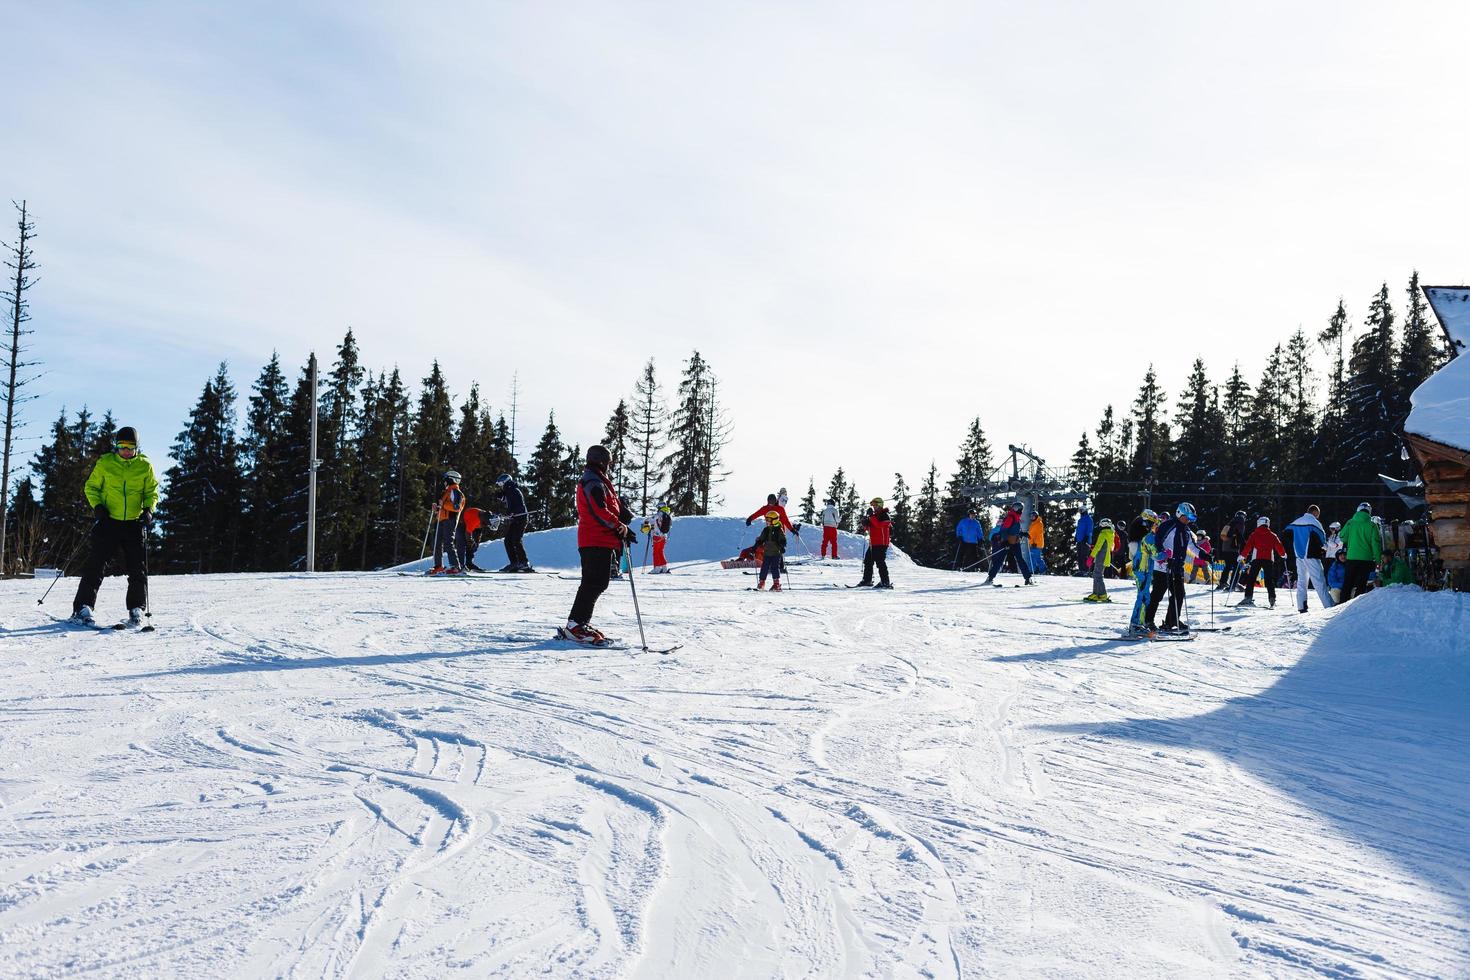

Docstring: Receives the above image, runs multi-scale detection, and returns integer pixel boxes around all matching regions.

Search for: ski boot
[127,607,145,628]
[756,581,766,590]
[72,605,95,626]
[873,582,893,589]
[1236,596,1254,606]
[771,582,782,591]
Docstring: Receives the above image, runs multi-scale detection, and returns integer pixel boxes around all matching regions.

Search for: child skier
[1146,503,1198,632]
[858,498,893,588]
[431,470,467,575]
[1238,516,1284,608]
[1085,518,1116,601]
[1188,532,1213,584]
[1128,511,1162,635]
[650,504,673,573]
[755,511,788,590]
[820,498,841,559]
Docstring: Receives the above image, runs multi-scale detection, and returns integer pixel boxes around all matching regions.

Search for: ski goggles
[114,441,138,453]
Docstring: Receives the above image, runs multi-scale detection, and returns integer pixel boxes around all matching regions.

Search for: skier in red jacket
[1238,516,1285,608]
[857,498,893,588]
[561,445,636,645]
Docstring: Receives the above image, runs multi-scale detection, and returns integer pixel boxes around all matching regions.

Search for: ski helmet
[1141,508,1158,523]
[114,426,139,449]
[1329,521,1341,530]
[1176,502,1197,522]
[824,498,834,506]
[1009,500,1023,511]
[586,444,612,469]
[1235,510,1246,519]
[659,504,671,513]
[444,469,462,483]
[495,473,512,487]
[870,497,884,508]
[766,510,782,526]
[1098,518,1114,530]
[1257,516,1270,527]
[1357,501,1372,513]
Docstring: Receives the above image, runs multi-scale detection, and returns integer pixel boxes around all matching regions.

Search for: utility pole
[508,371,520,463]
[306,352,319,572]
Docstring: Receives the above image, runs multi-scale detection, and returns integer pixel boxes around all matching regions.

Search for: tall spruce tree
[1341,283,1399,485]
[524,414,567,529]
[411,361,455,529]
[943,418,992,519]
[603,399,636,504]
[315,330,365,569]
[1396,271,1443,420]
[30,407,98,569]
[241,353,292,571]
[1130,366,1170,505]
[825,468,853,530]
[1,201,40,577]
[889,473,913,554]
[159,364,244,574]
[627,359,666,515]
[663,351,729,515]
[799,479,817,525]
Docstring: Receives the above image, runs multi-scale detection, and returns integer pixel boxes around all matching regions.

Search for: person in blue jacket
[1074,509,1095,576]
[955,509,983,571]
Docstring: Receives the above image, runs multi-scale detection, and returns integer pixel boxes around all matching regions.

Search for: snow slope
[1,566,1466,978]
[399,514,894,572]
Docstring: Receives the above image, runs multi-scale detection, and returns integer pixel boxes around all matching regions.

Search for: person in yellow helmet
[72,426,159,627]
[1084,518,1116,602]
[754,510,789,591]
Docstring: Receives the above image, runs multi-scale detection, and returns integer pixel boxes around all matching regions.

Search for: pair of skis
[51,613,155,633]
[551,627,680,656]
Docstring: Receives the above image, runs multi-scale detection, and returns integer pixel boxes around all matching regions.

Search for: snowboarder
[71,426,159,626]
[858,498,893,588]
[984,501,1032,586]
[1338,503,1382,602]
[562,445,636,644]
[1074,508,1094,576]
[649,504,673,573]
[1216,510,1248,591]
[820,498,841,559]
[1084,518,1116,601]
[955,509,983,571]
[431,470,467,574]
[1287,505,1334,613]
[1237,516,1284,607]
[493,473,534,572]
[1146,503,1198,631]
[754,511,789,591]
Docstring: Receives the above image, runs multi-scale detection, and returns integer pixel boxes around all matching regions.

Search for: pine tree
[30,407,97,569]
[524,414,567,529]
[411,361,456,531]
[662,351,729,515]
[911,464,942,566]
[1341,283,1399,486]
[1070,432,1097,500]
[1281,329,1317,513]
[556,442,582,527]
[943,418,992,519]
[1130,366,1170,504]
[1311,302,1352,496]
[241,353,292,570]
[159,364,244,574]
[627,360,666,515]
[1,201,40,577]
[825,468,852,530]
[1396,271,1444,419]
[603,399,636,504]
[799,479,817,525]
[842,483,863,539]
[889,473,913,554]
[315,330,365,570]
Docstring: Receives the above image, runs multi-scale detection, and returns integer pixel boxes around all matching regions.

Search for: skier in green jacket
[72,426,159,626]
[1337,503,1382,603]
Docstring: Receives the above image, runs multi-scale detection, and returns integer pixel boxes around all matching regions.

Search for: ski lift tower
[963,444,1089,529]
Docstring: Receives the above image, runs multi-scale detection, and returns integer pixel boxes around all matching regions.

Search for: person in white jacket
[1324,521,1343,560]
[1287,505,1334,613]
[820,498,841,559]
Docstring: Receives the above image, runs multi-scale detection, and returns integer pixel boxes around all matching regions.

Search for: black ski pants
[957,542,980,571]
[503,516,529,566]
[1145,566,1186,629]
[1341,559,1375,602]
[1242,559,1276,605]
[861,545,891,586]
[1216,551,1240,590]
[570,546,615,626]
[73,518,147,614]
[985,541,1031,583]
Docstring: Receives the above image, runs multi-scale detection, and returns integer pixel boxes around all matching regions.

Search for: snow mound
[1410,287,1470,451]
[1304,586,1470,717]
[389,514,900,572]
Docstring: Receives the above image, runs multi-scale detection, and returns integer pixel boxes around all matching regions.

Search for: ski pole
[141,523,155,631]
[951,542,961,570]
[419,504,434,559]
[37,528,91,606]
[624,545,651,651]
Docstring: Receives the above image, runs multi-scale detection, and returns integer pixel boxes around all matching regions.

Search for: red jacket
[864,507,892,547]
[462,508,482,536]
[747,502,793,532]
[1241,526,1284,562]
[576,468,624,549]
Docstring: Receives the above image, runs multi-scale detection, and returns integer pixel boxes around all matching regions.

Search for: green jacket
[1385,555,1414,585]
[84,451,160,521]
[1338,511,1382,563]
[757,524,787,556]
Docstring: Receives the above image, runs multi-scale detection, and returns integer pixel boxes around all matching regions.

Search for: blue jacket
[955,517,983,544]
[1327,559,1345,589]
[1075,513,1094,545]
[1287,513,1327,559]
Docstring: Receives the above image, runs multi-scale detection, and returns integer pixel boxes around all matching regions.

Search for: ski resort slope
[1,562,1466,978]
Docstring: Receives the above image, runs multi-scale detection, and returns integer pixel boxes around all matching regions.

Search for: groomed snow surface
[2,517,1467,978]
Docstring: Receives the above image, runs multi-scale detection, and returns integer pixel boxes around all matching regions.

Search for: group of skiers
[429,470,534,575]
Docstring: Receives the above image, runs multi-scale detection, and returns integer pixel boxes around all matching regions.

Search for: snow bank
[1409,287,1470,451]
[389,514,899,572]
[1303,586,1470,718]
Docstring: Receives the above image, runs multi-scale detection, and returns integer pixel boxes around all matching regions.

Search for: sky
[5,0,1470,514]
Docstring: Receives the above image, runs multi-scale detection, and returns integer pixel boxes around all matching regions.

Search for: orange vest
[438,484,465,521]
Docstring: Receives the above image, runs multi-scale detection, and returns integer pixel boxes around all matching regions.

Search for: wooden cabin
[1409,287,1470,590]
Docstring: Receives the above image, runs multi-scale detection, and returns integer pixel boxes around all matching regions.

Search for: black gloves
[792,524,801,536]
[745,518,753,526]
[139,509,153,527]
[623,527,638,544]
[94,503,109,519]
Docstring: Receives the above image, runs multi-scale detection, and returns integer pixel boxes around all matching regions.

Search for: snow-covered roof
[1407,286,1470,451]
[1423,286,1470,355]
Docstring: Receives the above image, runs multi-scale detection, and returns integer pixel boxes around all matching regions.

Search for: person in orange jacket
[432,470,468,574]
[1028,511,1047,575]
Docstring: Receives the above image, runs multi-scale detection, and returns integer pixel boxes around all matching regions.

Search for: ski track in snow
[1,561,1467,978]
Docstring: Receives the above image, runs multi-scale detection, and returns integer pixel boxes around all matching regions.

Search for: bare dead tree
[1,201,40,577]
